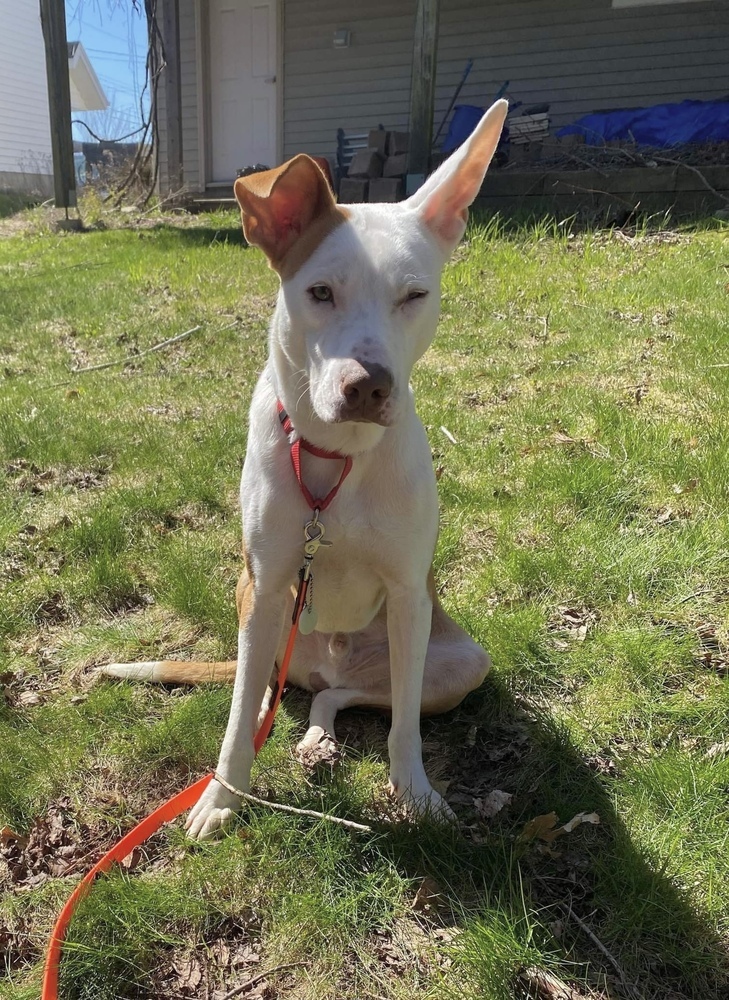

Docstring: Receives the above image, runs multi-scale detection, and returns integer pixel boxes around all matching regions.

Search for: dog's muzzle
[336,361,394,424]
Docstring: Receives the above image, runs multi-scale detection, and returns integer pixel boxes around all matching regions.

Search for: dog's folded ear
[234,156,342,272]
[407,99,508,252]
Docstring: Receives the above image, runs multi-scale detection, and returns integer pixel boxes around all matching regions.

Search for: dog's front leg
[186,588,287,840]
[386,587,451,818]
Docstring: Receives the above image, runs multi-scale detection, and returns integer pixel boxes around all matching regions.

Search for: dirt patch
[5,458,111,495]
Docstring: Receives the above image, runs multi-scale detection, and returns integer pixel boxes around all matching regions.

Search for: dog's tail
[98,660,237,684]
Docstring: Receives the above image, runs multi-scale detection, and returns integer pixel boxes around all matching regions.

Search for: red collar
[277,400,353,512]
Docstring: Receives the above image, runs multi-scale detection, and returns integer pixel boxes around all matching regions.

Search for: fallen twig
[70,325,203,374]
[217,962,308,1000]
[240,789,373,833]
[45,320,239,389]
[562,903,641,1000]
[650,155,729,207]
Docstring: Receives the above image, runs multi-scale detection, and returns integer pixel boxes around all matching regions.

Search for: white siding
[0,0,53,187]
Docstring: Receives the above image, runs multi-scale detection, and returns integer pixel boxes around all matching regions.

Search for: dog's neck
[268,341,391,457]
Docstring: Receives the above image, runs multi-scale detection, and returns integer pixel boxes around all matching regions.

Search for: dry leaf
[475,789,513,819]
[18,691,42,707]
[412,875,443,912]
[519,964,587,999]
[172,954,203,992]
[520,812,559,842]
[561,811,600,834]
[119,847,142,871]
[0,826,28,849]
[520,811,600,844]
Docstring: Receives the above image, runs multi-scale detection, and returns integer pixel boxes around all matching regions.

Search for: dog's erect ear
[234,155,342,271]
[406,99,508,251]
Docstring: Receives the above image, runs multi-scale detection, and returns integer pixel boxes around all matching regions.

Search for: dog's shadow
[281,676,725,999]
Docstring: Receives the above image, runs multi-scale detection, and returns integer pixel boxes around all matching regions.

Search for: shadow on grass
[147,221,249,248]
[320,673,727,999]
[44,672,727,1000]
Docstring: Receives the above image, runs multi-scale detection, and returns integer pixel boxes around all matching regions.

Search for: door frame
[195,0,283,189]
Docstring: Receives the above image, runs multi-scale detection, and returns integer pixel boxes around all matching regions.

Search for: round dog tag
[298,604,318,635]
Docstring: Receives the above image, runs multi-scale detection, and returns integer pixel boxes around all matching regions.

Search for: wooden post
[407,0,440,189]
[39,0,76,209]
[162,0,183,194]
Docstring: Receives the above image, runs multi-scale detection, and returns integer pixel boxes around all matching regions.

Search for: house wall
[434,0,729,134]
[283,0,416,158]
[162,0,729,191]
[285,0,729,159]
[0,0,53,194]
[157,0,203,193]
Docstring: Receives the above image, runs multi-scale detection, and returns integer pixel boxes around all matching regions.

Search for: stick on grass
[217,962,309,1000]
[240,789,373,833]
[70,325,203,374]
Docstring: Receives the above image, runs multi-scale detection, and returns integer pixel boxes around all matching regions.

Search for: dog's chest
[303,524,387,633]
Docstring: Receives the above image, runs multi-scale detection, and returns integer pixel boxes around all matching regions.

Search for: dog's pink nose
[339,363,393,422]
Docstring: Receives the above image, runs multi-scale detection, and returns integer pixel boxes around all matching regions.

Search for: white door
[208,0,277,182]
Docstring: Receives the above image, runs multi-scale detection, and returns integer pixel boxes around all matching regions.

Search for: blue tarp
[556,99,729,148]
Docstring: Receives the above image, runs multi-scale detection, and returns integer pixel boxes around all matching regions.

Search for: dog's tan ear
[407,99,508,251]
[234,155,341,270]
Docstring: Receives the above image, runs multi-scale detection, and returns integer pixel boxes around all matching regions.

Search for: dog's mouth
[334,399,395,427]
[336,415,393,427]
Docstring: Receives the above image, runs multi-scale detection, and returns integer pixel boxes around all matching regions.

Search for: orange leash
[41,576,309,1000]
[43,402,350,998]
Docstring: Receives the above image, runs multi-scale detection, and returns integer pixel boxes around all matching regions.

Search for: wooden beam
[162,0,183,194]
[39,0,76,209]
[407,0,440,182]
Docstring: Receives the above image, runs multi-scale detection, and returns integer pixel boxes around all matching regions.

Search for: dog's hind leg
[296,687,390,766]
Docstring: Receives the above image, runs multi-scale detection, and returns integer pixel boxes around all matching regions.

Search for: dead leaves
[520,431,608,460]
[0,915,39,973]
[519,811,600,857]
[152,916,268,1000]
[4,457,109,494]
[0,797,121,891]
[695,622,729,675]
[518,964,593,1000]
[549,606,598,649]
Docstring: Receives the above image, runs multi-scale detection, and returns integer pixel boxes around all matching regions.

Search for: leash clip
[303,510,332,558]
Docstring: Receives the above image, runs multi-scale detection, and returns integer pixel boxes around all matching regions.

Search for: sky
[65,1,149,142]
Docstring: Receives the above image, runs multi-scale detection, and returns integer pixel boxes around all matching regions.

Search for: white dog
[102,101,508,840]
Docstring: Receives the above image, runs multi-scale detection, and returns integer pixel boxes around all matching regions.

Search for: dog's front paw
[185,780,242,841]
[388,778,456,822]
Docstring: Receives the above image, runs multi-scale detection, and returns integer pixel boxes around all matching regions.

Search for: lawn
[0,206,728,1000]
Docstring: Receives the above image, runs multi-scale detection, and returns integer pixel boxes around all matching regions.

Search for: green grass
[1,208,728,999]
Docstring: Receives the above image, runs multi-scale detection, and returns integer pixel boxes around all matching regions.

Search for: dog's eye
[400,288,428,306]
[309,285,334,303]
